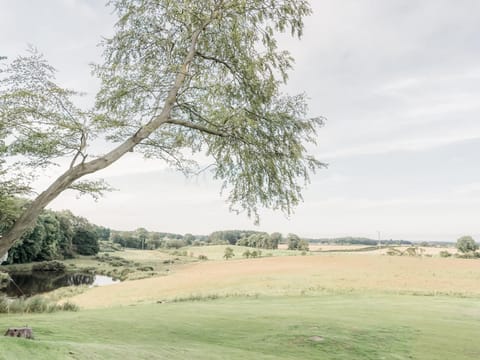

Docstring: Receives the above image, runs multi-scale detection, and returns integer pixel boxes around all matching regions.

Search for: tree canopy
[456,236,478,254]
[0,0,323,257]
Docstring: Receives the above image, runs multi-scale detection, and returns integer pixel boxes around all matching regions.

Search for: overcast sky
[2,0,479,241]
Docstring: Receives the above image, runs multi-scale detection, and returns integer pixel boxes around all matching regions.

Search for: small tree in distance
[456,236,478,254]
[287,233,309,251]
[223,247,235,260]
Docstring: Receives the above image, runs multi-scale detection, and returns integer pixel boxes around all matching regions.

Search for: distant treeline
[109,229,287,250]
[307,237,412,246]
[3,197,421,266]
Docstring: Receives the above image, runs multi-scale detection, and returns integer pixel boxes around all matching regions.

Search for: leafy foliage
[287,233,309,251]
[456,236,478,254]
[208,230,280,249]
[0,0,322,256]
[223,247,235,260]
[72,228,100,255]
[0,47,90,168]
[93,0,324,221]
[4,206,105,264]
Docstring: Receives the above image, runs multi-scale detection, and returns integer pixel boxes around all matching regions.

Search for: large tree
[0,0,323,258]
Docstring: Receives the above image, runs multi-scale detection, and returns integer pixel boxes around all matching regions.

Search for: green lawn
[1,293,479,359]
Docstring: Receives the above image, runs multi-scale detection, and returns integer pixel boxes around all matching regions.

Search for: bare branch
[69,129,88,169]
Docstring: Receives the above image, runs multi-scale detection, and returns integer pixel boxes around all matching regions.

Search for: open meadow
[1,247,480,359]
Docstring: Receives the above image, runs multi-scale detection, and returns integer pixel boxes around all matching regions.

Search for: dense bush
[287,234,309,251]
[223,247,235,260]
[164,239,187,249]
[73,228,99,255]
[32,261,67,272]
[439,250,452,258]
[5,208,108,264]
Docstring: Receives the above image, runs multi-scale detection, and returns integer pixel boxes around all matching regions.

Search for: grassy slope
[1,294,479,360]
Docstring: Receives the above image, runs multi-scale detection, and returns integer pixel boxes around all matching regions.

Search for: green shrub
[172,293,220,302]
[137,266,154,271]
[198,255,208,260]
[6,297,26,313]
[439,250,452,258]
[61,301,79,311]
[0,296,9,313]
[26,296,50,313]
[32,260,66,272]
[386,248,402,256]
[223,247,235,260]
[73,228,100,255]
[164,239,187,249]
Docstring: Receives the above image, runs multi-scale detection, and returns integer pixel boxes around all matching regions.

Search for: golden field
[71,250,480,308]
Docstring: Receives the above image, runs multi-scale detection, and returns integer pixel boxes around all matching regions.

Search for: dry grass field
[71,252,480,308]
[278,244,369,251]
[278,243,458,255]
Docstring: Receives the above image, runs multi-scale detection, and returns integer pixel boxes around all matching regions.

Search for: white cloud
[453,182,480,195]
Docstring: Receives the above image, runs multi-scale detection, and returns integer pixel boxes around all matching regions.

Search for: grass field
[1,294,479,359]
[182,244,307,260]
[1,247,480,359]
[70,251,480,308]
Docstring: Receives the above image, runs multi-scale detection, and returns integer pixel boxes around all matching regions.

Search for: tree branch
[166,119,228,137]
[195,51,235,74]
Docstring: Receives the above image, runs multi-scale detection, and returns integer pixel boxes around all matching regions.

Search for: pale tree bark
[0,27,204,259]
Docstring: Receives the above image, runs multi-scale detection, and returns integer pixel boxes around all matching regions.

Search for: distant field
[70,252,480,308]
[278,244,368,251]
[278,243,458,255]
[182,244,306,260]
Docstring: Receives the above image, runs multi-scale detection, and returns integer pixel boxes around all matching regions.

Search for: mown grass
[1,293,479,360]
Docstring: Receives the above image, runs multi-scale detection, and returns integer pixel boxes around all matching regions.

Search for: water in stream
[0,272,119,297]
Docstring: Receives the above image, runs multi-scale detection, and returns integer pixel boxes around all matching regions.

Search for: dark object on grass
[4,327,34,339]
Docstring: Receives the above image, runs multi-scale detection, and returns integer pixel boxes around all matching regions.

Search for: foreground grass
[1,294,479,360]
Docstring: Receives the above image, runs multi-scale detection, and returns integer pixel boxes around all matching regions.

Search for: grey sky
[2,0,479,241]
